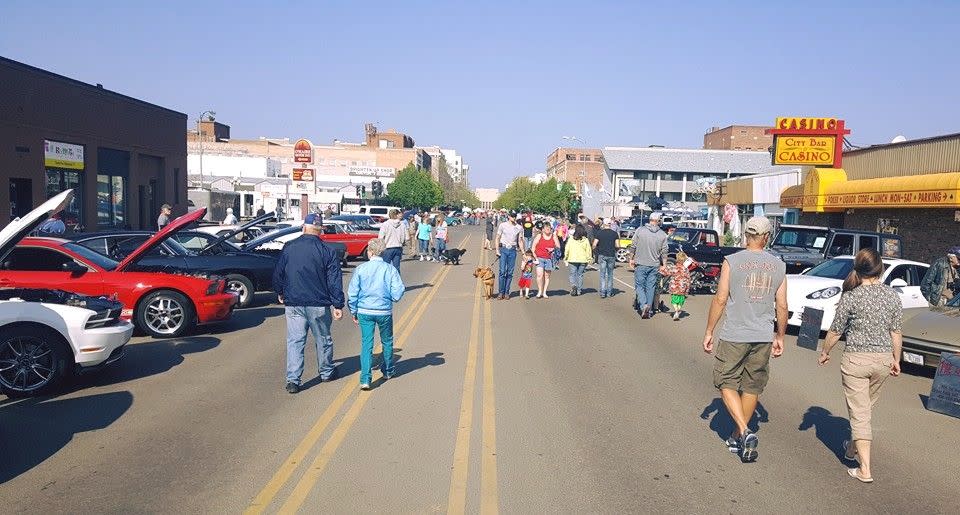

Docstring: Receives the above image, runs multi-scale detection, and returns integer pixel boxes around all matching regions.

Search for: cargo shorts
[713,339,773,395]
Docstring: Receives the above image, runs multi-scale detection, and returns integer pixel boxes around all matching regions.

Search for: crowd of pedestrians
[270,206,912,483]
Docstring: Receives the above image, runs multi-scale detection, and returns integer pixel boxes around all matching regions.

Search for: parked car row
[0,191,374,397]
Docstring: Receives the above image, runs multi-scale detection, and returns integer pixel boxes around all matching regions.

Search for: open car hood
[240,225,301,251]
[115,208,206,271]
[0,190,73,264]
[199,211,275,254]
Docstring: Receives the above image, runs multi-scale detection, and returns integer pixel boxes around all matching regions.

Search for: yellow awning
[780,169,960,211]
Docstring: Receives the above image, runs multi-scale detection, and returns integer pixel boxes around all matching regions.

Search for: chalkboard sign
[927,353,960,419]
[797,307,823,351]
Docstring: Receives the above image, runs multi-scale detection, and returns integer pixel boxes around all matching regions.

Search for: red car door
[0,245,105,296]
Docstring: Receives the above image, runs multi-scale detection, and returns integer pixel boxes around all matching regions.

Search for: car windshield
[773,228,829,250]
[805,258,853,279]
[63,242,119,271]
[668,228,697,243]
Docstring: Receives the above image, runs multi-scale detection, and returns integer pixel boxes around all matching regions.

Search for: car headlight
[85,308,118,329]
[806,286,841,299]
[206,280,222,295]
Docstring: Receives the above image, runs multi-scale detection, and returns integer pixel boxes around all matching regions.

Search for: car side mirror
[62,261,87,274]
[890,278,908,288]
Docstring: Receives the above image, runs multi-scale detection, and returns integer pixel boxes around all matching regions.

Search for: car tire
[136,290,195,338]
[224,274,255,308]
[0,324,72,397]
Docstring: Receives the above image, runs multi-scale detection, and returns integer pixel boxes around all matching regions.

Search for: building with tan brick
[546,147,605,193]
[703,125,773,151]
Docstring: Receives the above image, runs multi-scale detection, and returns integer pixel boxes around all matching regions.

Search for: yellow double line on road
[447,243,498,515]
[245,235,469,515]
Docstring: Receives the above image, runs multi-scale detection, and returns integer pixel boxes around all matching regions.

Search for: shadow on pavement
[76,336,221,389]
[207,306,285,333]
[393,351,445,376]
[700,398,769,441]
[405,283,433,292]
[299,351,446,390]
[798,406,854,465]
[0,390,133,484]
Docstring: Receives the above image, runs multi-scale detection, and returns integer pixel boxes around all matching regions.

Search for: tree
[386,163,443,209]
[493,177,538,211]
[494,177,575,214]
[443,183,481,208]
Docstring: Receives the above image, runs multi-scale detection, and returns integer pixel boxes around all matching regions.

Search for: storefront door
[9,178,32,219]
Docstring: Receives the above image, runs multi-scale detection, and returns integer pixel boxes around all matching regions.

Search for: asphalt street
[0,225,956,514]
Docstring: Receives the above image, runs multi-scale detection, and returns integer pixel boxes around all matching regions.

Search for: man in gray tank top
[702,216,787,463]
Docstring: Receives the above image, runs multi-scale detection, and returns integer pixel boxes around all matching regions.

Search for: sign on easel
[927,353,960,419]
[796,307,823,351]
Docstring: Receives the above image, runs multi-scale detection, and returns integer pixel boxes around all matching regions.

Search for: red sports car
[0,208,237,338]
[319,222,378,259]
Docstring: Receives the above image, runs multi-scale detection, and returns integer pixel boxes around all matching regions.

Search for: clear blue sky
[2,1,958,189]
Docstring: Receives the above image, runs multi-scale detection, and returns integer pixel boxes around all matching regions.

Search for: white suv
[0,190,133,397]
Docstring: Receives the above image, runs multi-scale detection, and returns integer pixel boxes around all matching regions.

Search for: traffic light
[372,180,383,198]
[361,185,366,198]
[355,185,362,197]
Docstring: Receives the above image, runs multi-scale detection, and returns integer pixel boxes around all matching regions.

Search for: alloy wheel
[144,296,186,335]
[226,279,250,305]
[0,336,56,393]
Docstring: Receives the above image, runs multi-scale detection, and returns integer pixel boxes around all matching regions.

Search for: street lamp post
[198,110,216,189]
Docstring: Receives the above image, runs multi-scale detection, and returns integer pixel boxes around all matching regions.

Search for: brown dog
[473,266,496,298]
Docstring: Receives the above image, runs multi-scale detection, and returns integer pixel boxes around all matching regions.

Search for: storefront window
[97,175,126,227]
[45,169,83,228]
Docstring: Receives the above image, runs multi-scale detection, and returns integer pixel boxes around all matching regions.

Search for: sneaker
[599,293,607,299]
[673,312,680,321]
[641,306,651,319]
[383,373,394,380]
[285,382,299,394]
[740,431,759,463]
[725,436,741,454]
[570,287,577,296]
[419,255,424,261]
[360,383,371,391]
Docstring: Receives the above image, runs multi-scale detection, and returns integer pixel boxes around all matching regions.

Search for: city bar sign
[766,117,850,168]
[293,139,313,163]
[773,136,836,166]
[44,140,84,169]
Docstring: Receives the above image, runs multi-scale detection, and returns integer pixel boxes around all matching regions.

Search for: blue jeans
[381,247,402,271]
[524,236,533,251]
[358,313,394,385]
[418,238,430,254]
[598,255,615,295]
[498,246,517,296]
[568,262,587,291]
[434,238,447,260]
[634,265,659,309]
[285,306,335,384]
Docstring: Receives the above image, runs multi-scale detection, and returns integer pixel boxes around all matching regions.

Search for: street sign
[292,168,315,181]
[797,307,823,351]
[927,353,960,419]
[293,139,313,163]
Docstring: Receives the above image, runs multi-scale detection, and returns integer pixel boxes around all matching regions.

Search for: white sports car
[786,256,930,331]
[0,190,133,397]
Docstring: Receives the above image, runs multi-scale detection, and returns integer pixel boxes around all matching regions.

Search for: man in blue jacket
[273,213,345,394]
[348,238,405,390]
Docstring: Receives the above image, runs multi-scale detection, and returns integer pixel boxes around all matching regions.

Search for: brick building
[0,56,187,230]
[703,125,773,151]
[546,147,605,193]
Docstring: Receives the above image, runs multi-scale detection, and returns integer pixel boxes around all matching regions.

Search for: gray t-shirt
[631,224,669,267]
[719,249,786,343]
[497,222,522,249]
[157,213,170,229]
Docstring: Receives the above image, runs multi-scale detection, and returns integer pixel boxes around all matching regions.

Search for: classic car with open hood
[0,205,237,338]
[0,190,135,396]
[69,211,280,308]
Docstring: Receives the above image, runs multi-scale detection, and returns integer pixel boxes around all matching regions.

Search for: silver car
[901,295,960,368]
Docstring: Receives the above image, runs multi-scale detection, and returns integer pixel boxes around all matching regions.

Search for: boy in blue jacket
[348,238,405,390]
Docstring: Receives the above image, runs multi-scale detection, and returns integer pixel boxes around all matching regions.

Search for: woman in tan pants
[818,248,902,483]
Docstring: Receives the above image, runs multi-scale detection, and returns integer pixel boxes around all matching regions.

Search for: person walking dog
[818,248,902,483]
[273,213,345,394]
[348,238,405,391]
[495,212,524,299]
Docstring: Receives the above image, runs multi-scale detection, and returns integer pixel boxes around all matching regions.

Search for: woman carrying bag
[818,248,902,484]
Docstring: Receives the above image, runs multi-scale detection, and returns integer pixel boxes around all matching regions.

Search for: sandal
[843,440,859,462]
[847,467,873,483]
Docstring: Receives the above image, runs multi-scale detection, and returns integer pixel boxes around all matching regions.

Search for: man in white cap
[629,212,669,318]
[702,216,787,463]
[222,207,237,225]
